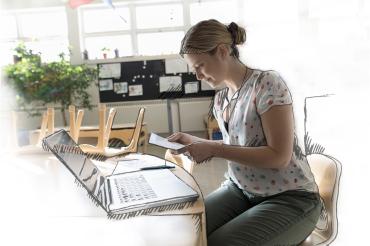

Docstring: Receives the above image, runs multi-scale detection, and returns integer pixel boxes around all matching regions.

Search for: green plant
[4,42,97,126]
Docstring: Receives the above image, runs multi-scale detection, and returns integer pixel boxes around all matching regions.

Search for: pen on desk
[140,165,175,171]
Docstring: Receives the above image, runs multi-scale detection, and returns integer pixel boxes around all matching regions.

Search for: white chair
[301,154,342,246]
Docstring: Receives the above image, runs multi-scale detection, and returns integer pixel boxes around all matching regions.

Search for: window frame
[0,6,69,64]
[78,0,242,58]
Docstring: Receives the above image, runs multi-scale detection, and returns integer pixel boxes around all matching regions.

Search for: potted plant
[101,47,110,59]
[4,42,98,126]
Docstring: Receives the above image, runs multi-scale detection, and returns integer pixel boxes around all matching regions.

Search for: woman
[168,19,322,246]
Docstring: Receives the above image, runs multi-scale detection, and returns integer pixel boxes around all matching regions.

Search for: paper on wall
[114,82,128,94]
[99,63,121,78]
[184,81,199,94]
[165,58,188,74]
[159,76,182,92]
[128,84,143,96]
[99,79,113,91]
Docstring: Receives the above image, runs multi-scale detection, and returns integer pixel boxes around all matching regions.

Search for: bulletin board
[97,58,215,103]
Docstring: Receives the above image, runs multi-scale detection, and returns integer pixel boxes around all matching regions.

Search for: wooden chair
[79,106,146,158]
[301,154,342,246]
[103,107,146,157]
[68,105,84,143]
[79,104,117,154]
[164,149,194,174]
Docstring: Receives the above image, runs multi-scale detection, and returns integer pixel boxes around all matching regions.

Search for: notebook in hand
[43,129,199,219]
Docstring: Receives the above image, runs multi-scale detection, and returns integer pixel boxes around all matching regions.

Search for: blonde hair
[180,19,246,58]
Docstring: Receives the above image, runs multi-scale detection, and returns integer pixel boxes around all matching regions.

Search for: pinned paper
[99,79,113,91]
[114,82,128,94]
[129,84,143,96]
[99,63,121,78]
[165,58,188,74]
[185,82,199,94]
[159,76,182,92]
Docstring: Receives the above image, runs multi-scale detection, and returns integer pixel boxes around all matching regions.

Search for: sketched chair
[79,104,117,155]
[13,107,55,154]
[79,106,146,159]
[164,149,194,174]
[68,105,84,143]
[300,154,342,246]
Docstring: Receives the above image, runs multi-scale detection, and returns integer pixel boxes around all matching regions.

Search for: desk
[29,123,149,153]
[0,152,206,246]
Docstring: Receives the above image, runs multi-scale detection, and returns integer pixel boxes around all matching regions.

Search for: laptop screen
[43,130,106,201]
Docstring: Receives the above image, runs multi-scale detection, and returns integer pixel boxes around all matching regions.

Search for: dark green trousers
[205,180,322,246]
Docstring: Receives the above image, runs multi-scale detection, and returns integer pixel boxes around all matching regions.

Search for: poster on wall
[165,58,188,74]
[99,79,113,91]
[99,63,121,78]
[114,82,128,94]
[184,81,199,94]
[129,84,143,96]
[159,76,182,92]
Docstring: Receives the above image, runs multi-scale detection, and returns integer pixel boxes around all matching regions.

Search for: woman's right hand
[167,132,198,146]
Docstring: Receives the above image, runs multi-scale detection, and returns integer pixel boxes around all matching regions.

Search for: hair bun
[227,22,246,45]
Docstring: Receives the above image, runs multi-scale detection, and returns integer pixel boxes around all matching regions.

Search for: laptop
[43,129,199,218]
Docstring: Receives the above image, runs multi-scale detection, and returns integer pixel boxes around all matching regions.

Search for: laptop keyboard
[114,174,158,204]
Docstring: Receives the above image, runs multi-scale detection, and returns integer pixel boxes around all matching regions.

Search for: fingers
[167,132,181,142]
[175,146,188,154]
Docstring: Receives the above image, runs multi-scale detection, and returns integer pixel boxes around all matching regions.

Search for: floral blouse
[213,69,318,196]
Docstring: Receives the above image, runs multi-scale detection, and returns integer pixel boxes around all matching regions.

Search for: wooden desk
[0,152,206,246]
[29,123,149,153]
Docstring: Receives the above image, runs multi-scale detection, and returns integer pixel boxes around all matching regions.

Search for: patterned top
[213,69,318,196]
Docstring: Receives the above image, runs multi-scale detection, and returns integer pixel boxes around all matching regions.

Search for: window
[190,0,239,25]
[85,35,132,59]
[0,7,68,65]
[136,4,183,29]
[137,31,184,55]
[82,7,130,33]
[0,14,18,39]
[79,0,242,58]
[18,11,67,38]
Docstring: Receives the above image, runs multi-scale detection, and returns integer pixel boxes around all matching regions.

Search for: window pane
[137,31,184,55]
[0,14,17,40]
[24,39,69,63]
[19,10,67,38]
[190,0,238,25]
[136,4,183,29]
[0,42,17,66]
[82,7,130,33]
[84,35,132,59]
[244,0,299,23]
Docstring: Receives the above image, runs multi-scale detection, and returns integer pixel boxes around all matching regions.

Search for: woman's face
[184,48,228,89]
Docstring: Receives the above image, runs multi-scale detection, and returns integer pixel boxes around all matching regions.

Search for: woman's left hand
[179,141,218,164]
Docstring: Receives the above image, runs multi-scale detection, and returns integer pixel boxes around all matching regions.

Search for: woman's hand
[181,141,220,164]
[167,132,199,145]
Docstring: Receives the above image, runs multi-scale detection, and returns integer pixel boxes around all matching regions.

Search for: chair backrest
[124,107,145,153]
[301,154,341,246]
[96,104,117,149]
[68,105,84,143]
[165,149,194,174]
